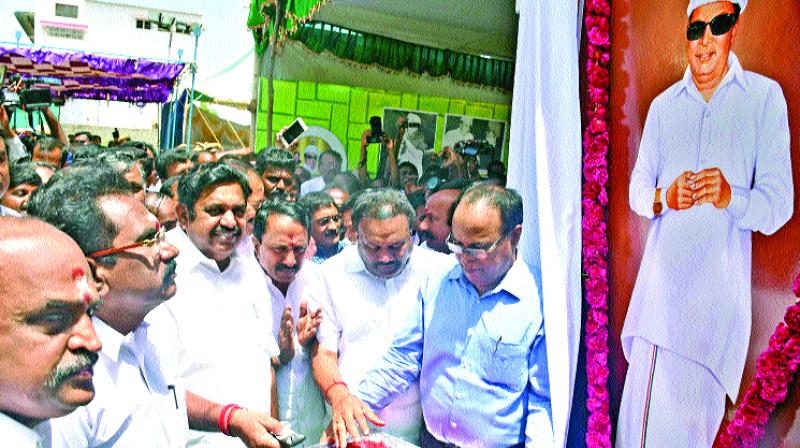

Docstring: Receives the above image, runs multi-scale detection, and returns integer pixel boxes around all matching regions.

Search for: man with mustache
[256,148,297,199]
[621,0,793,445]
[310,189,451,444]
[252,201,326,445]
[0,217,102,447]
[159,161,284,447]
[300,192,347,263]
[28,163,190,446]
[417,181,466,254]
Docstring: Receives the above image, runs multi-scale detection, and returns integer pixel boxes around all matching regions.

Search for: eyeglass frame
[446,232,509,259]
[87,225,166,259]
[686,12,738,41]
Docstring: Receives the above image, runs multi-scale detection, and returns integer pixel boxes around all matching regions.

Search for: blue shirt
[358,258,553,447]
[624,53,792,399]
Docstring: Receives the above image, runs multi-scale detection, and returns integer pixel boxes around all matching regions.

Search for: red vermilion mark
[82,292,92,305]
[71,267,85,280]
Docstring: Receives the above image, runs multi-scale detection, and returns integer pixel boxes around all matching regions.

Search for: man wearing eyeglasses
[621,0,792,446]
[310,188,451,445]
[300,192,347,263]
[323,183,550,448]
[252,201,327,445]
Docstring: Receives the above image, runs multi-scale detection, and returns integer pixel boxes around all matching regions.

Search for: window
[55,3,79,19]
[135,19,152,30]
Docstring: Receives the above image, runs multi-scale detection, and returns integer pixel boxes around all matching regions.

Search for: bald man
[0,217,103,446]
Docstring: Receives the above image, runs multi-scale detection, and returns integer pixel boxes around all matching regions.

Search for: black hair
[71,144,105,162]
[351,188,415,231]
[155,148,192,180]
[319,150,343,166]
[398,161,419,177]
[453,182,523,235]
[177,161,251,219]
[116,143,154,176]
[255,147,296,176]
[222,155,257,176]
[159,175,181,199]
[252,200,311,242]
[298,191,337,215]
[406,189,426,211]
[27,162,136,264]
[8,161,42,188]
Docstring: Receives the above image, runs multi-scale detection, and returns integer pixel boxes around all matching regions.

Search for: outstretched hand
[323,387,385,448]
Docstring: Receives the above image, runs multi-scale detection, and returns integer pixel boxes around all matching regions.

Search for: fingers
[364,407,386,427]
[341,412,362,446]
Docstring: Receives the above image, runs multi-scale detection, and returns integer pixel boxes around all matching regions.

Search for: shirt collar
[92,317,144,364]
[675,51,747,98]
[0,205,21,217]
[168,227,242,274]
[448,257,533,301]
[0,412,45,447]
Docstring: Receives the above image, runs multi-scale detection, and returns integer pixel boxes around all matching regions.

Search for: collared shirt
[300,176,325,197]
[358,258,552,448]
[47,318,189,447]
[2,412,46,448]
[310,240,347,264]
[314,244,452,444]
[0,204,20,217]
[152,227,279,447]
[263,262,327,446]
[625,52,793,399]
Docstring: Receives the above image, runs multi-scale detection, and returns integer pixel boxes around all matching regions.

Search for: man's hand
[296,300,322,347]
[324,387,385,448]
[228,408,284,448]
[689,167,731,209]
[278,306,295,365]
[666,171,695,210]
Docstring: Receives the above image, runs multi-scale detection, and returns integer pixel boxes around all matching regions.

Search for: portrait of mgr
[617,0,794,446]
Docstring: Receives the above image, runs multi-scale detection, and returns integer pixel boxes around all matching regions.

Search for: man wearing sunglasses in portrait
[325,183,550,448]
[621,0,793,446]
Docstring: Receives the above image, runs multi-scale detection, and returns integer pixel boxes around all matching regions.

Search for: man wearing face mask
[621,1,793,446]
[310,188,451,444]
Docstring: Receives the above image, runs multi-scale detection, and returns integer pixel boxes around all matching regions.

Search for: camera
[1,69,55,112]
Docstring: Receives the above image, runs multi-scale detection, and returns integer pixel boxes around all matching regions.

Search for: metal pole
[185,25,202,147]
[265,0,283,147]
[166,80,178,148]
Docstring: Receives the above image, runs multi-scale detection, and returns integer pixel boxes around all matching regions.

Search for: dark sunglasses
[686,13,737,41]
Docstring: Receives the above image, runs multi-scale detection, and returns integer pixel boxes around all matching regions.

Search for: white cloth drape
[507,1,583,446]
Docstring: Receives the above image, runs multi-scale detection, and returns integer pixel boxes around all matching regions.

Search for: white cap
[407,113,422,126]
[687,0,746,16]
[304,145,319,157]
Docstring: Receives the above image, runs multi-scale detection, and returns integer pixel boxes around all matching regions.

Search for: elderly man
[252,201,326,445]
[299,192,346,263]
[256,148,297,198]
[0,217,103,446]
[311,188,451,444]
[155,162,283,447]
[301,151,343,197]
[328,184,551,448]
[620,0,793,446]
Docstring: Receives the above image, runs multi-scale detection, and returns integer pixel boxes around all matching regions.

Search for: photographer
[358,126,399,189]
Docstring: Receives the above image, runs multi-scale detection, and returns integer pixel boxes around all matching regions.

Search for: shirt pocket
[470,333,528,392]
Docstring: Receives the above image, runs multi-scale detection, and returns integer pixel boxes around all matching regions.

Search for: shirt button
[450,421,457,429]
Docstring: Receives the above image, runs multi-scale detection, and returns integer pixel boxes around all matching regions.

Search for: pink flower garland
[715,273,800,448]
[582,0,612,447]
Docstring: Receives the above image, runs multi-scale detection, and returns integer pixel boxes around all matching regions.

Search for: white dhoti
[616,337,726,448]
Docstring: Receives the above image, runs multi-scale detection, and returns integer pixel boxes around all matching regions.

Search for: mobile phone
[368,116,383,143]
[279,117,308,147]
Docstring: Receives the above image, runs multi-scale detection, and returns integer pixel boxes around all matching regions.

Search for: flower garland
[715,273,800,448]
[582,0,612,447]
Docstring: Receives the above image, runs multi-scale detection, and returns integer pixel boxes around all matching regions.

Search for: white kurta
[47,318,189,447]
[263,262,328,446]
[3,412,47,448]
[313,244,452,444]
[152,227,279,447]
[623,53,793,400]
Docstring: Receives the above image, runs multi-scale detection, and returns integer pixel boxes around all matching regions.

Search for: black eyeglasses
[686,13,737,41]
[315,215,341,226]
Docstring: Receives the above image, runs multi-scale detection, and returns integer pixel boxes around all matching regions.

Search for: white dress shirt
[0,204,20,217]
[313,244,452,443]
[47,317,189,447]
[2,412,46,448]
[154,227,280,447]
[624,53,793,400]
[263,262,328,446]
[299,176,325,197]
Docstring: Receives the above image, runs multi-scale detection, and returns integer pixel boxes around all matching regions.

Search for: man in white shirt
[161,162,284,447]
[620,1,793,446]
[300,151,343,197]
[28,163,190,447]
[252,200,326,445]
[0,217,103,448]
[311,188,451,444]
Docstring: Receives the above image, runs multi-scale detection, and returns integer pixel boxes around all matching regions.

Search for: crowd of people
[0,98,546,448]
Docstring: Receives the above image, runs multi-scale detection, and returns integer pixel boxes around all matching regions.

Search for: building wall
[255,78,511,171]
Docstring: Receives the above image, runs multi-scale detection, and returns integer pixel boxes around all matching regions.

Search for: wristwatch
[653,188,663,215]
